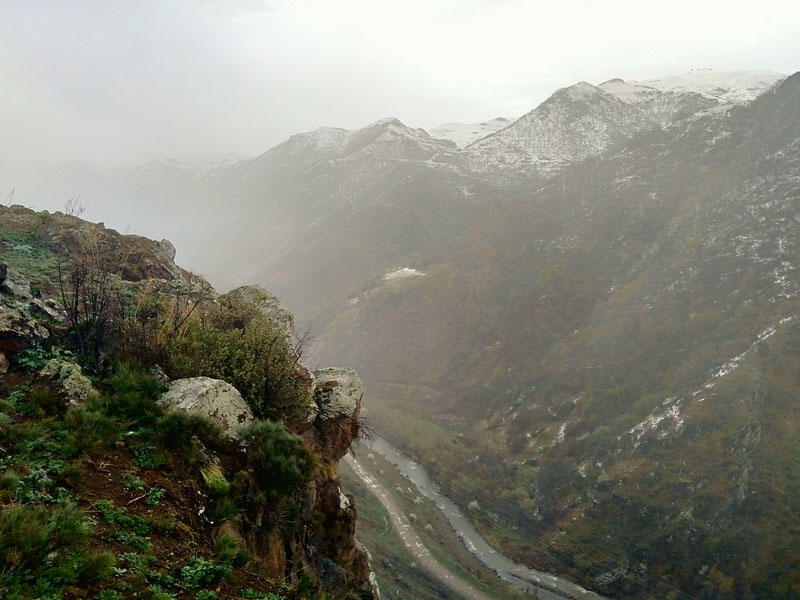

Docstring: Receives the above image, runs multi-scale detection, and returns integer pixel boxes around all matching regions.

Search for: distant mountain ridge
[17,69,784,227]
[429,117,516,148]
[8,67,800,599]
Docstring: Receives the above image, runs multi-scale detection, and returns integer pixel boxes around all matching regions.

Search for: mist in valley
[3,2,800,599]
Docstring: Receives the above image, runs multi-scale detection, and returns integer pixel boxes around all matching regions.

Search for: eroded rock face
[308,367,364,462]
[0,351,8,375]
[155,239,177,263]
[39,358,98,405]
[0,269,32,299]
[159,377,253,438]
[311,367,363,420]
[0,304,50,352]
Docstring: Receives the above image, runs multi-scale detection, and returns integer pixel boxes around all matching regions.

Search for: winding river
[363,436,606,600]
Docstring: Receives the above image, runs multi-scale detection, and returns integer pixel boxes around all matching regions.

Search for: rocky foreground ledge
[0,203,380,599]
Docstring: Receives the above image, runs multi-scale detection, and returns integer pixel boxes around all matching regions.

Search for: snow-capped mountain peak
[465,69,786,179]
[464,80,651,177]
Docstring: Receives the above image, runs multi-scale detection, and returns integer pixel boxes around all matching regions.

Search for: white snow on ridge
[429,117,516,148]
[602,69,785,106]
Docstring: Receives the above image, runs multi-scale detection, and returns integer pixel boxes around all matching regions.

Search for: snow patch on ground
[627,399,684,448]
[345,268,426,307]
[338,487,351,510]
[384,267,425,282]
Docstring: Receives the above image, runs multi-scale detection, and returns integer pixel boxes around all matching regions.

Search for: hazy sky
[2,0,799,184]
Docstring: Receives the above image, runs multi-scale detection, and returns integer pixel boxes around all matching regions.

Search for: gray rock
[29,298,67,323]
[223,285,295,346]
[39,358,98,405]
[0,351,8,374]
[0,264,7,284]
[0,272,32,299]
[310,367,363,421]
[155,239,177,263]
[159,377,253,438]
[0,305,49,352]
[148,364,170,384]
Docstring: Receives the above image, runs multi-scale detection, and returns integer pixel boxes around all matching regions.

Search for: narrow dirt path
[345,455,497,600]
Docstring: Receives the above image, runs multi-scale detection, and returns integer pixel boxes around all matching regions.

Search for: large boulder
[0,270,32,299]
[29,298,67,323]
[311,367,363,420]
[0,305,49,352]
[308,367,364,462]
[39,358,98,405]
[159,377,253,438]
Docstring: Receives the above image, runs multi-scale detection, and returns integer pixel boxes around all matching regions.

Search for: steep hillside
[305,73,800,598]
[464,70,783,180]
[464,82,654,178]
[7,69,796,598]
[0,205,379,600]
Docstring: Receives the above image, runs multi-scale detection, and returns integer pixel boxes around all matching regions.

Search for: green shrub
[131,444,167,470]
[25,385,67,417]
[164,306,309,423]
[122,472,145,491]
[240,589,285,600]
[147,584,177,600]
[154,412,227,467]
[76,550,116,582]
[64,404,118,452]
[99,364,166,427]
[0,503,112,593]
[95,500,153,535]
[145,486,165,505]
[16,346,61,372]
[239,420,314,503]
[200,464,230,496]
[96,591,123,600]
[215,534,249,568]
[180,556,231,588]
[195,590,218,600]
[113,530,151,552]
[209,496,240,523]
[121,550,155,575]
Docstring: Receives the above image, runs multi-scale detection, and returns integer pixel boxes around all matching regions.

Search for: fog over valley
[2,2,800,600]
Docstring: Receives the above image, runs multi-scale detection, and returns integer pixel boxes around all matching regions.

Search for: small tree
[56,230,121,368]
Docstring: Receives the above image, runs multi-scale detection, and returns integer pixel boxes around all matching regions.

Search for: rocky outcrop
[0,266,55,352]
[159,377,254,438]
[312,367,363,421]
[309,367,364,464]
[28,298,67,323]
[0,204,378,599]
[0,272,32,299]
[0,351,8,375]
[39,358,97,405]
[0,303,50,352]
[221,285,296,346]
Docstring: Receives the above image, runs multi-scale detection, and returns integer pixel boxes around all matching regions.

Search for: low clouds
[1,0,798,185]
